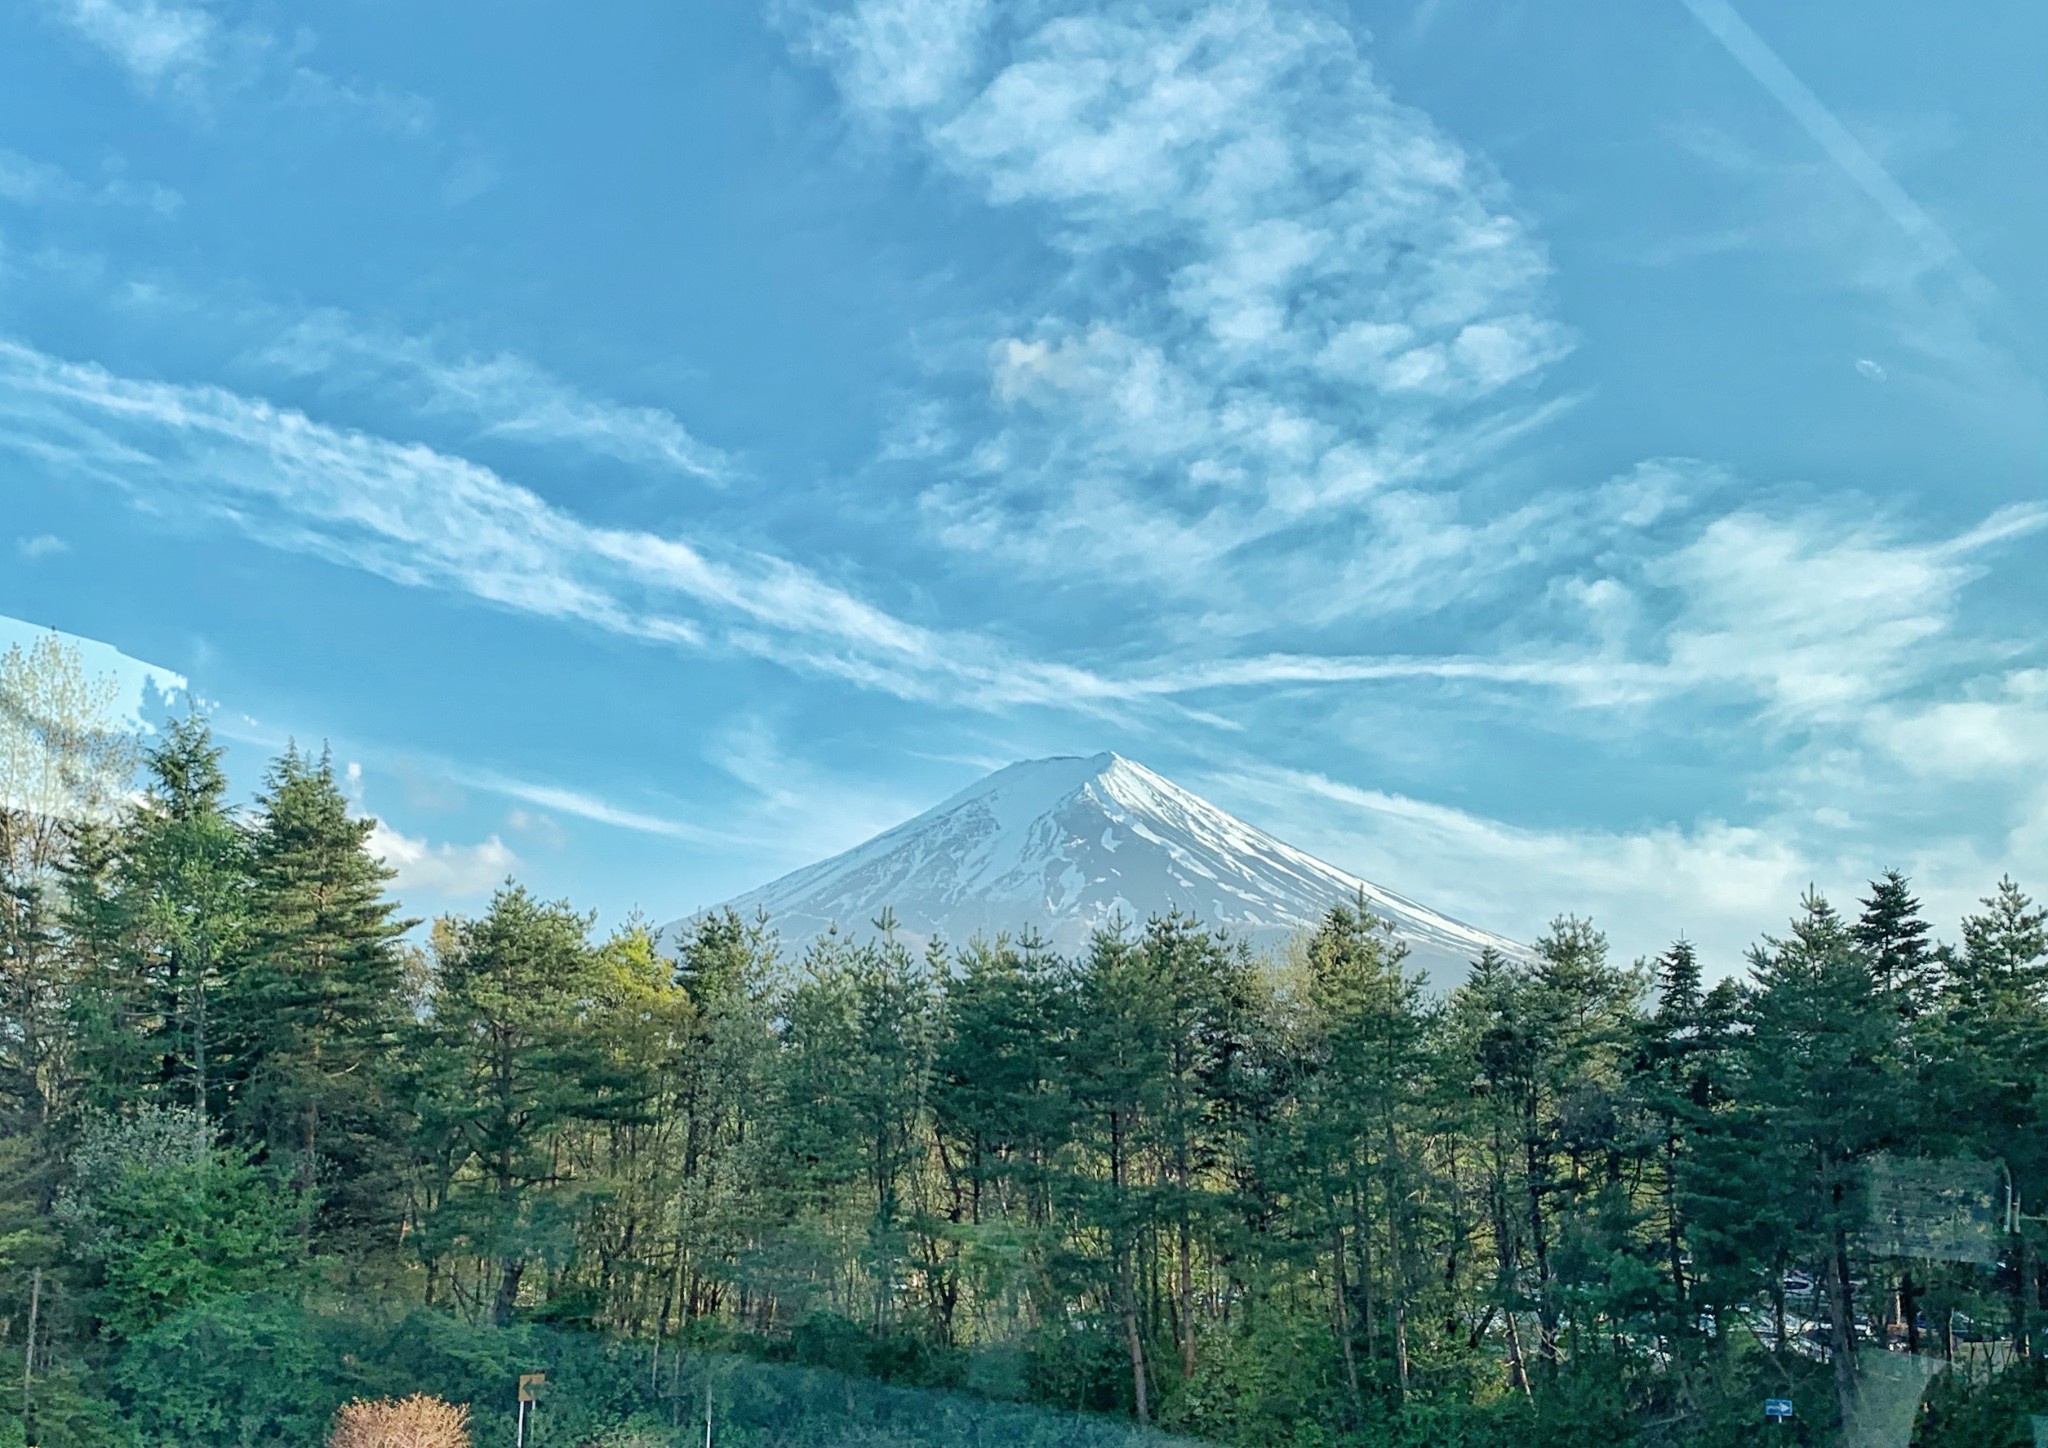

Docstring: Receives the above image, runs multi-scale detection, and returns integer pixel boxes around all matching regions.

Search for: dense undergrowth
[5,1295,2047,1446]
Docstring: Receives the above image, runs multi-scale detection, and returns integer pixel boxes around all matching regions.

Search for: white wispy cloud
[796,0,1571,620]
[439,152,501,207]
[0,153,62,207]
[0,148,181,216]
[1863,668,2048,891]
[452,767,730,845]
[211,702,759,851]
[251,310,733,484]
[1873,669,2048,782]
[503,806,566,848]
[801,0,990,113]
[1204,749,2048,979]
[41,0,434,134]
[368,820,517,899]
[45,0,216,91]
[9,326,2025,750]
[1131,499,2046,725]
[15,534,69,560]
[1649,503,2047,724]
[1206,760,1817,970]
[1172,489,2048,961]
[706,715,931,867]
[0,336,1137,714]
[280,68,437,138]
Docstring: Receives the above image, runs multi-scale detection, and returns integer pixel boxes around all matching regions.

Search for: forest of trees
[5,631,2048,1447]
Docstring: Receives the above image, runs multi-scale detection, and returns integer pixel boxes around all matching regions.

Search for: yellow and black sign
[517,1372,546,1403]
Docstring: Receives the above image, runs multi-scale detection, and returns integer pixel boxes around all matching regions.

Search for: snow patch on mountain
[670,752,1518,983]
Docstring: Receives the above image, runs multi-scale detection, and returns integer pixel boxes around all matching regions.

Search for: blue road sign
[1763,1398,1794,1419]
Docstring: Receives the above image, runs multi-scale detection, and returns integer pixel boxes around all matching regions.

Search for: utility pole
[22,1267,40,1446]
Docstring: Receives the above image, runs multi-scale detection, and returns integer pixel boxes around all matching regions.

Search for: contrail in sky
[1678,0,1963,271]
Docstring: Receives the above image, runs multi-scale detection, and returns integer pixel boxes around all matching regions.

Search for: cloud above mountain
[796,0,1572,625]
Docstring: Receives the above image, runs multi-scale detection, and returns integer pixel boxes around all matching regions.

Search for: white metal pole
[22,1266,39,1439]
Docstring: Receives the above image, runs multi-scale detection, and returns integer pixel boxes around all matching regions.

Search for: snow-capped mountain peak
[673,752,1516,982]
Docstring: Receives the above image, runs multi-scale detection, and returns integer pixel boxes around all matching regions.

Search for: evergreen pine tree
[1956,877,2048,1002]
[1522,916,1640,1375]
[220,745,416,1246]
[1447,944,1540,1394]
[1931,879,2048,1358]
[1637,941,1703,1319]
[59,819,154,1118]
[428,884,638,1324]
[118,715,249,1117]
[661,908,779,1330]
[1854,869,1937,1019]
[1742,891,1897,1422]
[1068,923,1167,1421]
[1298,897,1428,1403]
[933,932,1072,1228]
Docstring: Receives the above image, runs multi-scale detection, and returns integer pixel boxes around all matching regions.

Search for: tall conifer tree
[1854,869,1937,1019]
[222,746,415,1242]
[119,715,248,1117]
[1742,892,1896,1421]
[428,884,635,1324]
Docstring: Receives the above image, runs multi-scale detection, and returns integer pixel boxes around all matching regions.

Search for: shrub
[328,1394,471,1448]
[55,1107,303,1337]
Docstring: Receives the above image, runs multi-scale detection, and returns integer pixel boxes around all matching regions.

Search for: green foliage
[109,1294,342,1445]
[120,715,251,1118]
[1914,1360,2048,1447]
[9,653,2048,1447]
[425,884,644,1324]
[54,1107,302,1336]
[97,1297,1201,1448]
[221,746,415,1243]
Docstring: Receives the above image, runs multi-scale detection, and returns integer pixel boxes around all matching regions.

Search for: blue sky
[3,0,2045,969]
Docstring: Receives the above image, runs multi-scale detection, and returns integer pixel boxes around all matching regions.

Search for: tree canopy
[4,636,2047,1447]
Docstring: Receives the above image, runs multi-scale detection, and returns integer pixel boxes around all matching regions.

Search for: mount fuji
[673,753,1517,983]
